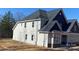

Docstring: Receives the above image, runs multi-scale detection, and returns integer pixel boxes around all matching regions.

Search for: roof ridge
[37,9,47,12]
[24,9,48,20]
[48,8,62,13]
[47,8,62,20]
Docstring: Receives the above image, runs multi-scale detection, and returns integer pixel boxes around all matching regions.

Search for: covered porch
[48,31,79,48]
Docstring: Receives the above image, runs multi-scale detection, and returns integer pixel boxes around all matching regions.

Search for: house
[12,9,79,48]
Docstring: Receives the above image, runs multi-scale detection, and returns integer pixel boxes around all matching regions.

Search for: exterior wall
[13,18,43,45]
[13,18,49,47]
[13,23,25,42]
[24,20,41,45]
[37,32,48,47]
[67,34,79,44]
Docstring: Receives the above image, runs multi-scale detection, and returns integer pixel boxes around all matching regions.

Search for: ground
[0,38,79,51]
[0,38,50,51]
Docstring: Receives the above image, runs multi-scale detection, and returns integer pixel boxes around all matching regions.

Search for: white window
[24,22,26,28]
[32,21,34,27]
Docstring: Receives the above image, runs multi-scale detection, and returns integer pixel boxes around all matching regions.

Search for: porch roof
[39,30,79,35]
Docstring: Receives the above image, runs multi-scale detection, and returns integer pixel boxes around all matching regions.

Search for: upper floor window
[32,21,34,27]
[31,35,34,41]
[59,13,61,15]
[24,22,26,28]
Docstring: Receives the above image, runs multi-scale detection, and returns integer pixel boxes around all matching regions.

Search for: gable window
[31,35,34,40]
[59,12,61,15]
[25,34,27,40]
[24,22,26,28]
[32,21,34,27]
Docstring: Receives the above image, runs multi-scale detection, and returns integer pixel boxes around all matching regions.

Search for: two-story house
[12,9,79,48]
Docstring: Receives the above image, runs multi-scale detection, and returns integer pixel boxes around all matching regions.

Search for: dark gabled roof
[24,9,48,20]
[67,19,77,32]
[24,8,62,21]
[47,8,62,20]
[40,9,63,31]
[62,20,73,31]
[63,21,71,31]
[40,20,62,31]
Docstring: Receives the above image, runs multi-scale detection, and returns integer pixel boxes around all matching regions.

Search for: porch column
[51,34,54,48]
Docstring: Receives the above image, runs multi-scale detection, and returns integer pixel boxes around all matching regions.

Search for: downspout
[52,33,54,48]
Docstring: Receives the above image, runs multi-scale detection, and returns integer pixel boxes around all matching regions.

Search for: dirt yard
[0,38,79,51]
[0,38,50,51]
